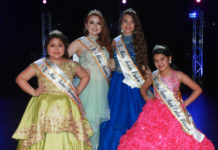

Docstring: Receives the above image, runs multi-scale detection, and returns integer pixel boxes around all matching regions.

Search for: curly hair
[44,31,69,59]
[83,13,113,58]
[119,11,149,77]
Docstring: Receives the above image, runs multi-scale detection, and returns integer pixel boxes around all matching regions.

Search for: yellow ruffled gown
[12,61,93,150]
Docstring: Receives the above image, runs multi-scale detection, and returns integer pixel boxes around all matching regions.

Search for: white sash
[114,35,145,88]
[34,58,86,118]
[79,36,111,83]
[152,70,205,142]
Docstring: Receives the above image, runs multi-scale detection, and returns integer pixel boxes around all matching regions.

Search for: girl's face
[47,38,65,60]
[85,15,102,36]
[121,14,135,36]
[154,54,172,72]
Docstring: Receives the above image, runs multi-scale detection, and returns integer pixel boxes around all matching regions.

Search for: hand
[33,85,46,96]
[144,96,154,102]
[145,69,151,76]
[183,101,188,108]
[75,87,80,95]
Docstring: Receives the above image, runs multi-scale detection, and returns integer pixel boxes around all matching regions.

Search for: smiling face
[85,15,102,36]
[47,38,65,60]
[121,14,135,36]
[154,54,172,72]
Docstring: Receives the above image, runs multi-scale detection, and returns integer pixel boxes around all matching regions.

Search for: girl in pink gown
[118,44,215,150]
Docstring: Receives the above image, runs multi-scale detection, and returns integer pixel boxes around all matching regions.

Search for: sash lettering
[114,35,153,96]
[152,70,205,142]
[79,36,111,83]
[34,58,86,118]
[114,35,144,88]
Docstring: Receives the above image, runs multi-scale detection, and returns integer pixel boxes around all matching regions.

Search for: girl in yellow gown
[12,30,93,150]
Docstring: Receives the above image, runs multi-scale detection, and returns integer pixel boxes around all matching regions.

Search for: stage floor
[1,89,217,149]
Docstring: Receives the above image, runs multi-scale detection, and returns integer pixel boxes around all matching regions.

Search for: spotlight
[122,0,127,4]
[42,0,47,4]
[196,0,201,3]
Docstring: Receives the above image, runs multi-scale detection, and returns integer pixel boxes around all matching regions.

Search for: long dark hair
[119,10,148,77]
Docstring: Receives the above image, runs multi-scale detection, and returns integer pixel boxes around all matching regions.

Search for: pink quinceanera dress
[118,71,215,150]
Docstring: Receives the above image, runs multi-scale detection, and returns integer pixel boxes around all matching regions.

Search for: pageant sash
[114,35,145,88]
[152,70,205,142]
[34,58,86,118]
[79,36,111,83]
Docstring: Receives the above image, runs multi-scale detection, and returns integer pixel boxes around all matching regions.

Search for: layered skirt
[12,94,93,150]
[118,99,215,150]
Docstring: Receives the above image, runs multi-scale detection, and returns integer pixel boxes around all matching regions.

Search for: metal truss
[191,10,204,85]
[41,11,52,57]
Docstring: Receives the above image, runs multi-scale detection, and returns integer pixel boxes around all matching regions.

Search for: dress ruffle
[12,94,92,150]
[118,99,215,150]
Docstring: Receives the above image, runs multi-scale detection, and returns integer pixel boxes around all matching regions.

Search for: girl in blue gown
[99,8,151,150]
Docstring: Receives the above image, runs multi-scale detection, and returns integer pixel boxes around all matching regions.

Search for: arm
[15,66,45,96]
[110,58,115,71]
[140,74,153,102]
[67,39,82,57]
[75,65,90,94]
[142,65,151,79]
[110,40,116,71]
[177,71,203,107]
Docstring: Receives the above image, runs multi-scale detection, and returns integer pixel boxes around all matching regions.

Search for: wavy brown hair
[84,13,113,58]
[119,11,149,77]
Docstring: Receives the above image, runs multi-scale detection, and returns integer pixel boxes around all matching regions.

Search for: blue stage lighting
[189,12,197,19]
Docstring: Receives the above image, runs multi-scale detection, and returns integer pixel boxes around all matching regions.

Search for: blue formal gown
[98,35,145,150]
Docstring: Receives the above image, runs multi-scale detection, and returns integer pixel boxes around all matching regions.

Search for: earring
[133,30,135,34]
[169,60,172,64]
[121,28,124,33]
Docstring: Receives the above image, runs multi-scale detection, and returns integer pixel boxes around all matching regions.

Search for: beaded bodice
[79,35,110,75]
[154,71,180,100]
[32,61,78,94]
[113,34,136,73]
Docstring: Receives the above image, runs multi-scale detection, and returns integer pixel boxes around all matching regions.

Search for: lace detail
[14,102,92,150]
[79,36,109,75]
[31,62,78,95]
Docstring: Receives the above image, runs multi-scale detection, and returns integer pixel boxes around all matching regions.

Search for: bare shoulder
[68,39,84,55]
[174,70,191,83]
[69,39,82,48]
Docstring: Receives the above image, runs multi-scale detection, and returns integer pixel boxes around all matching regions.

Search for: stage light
[189,12,197,19]
[122,0,127,4]
[196,0,201,3]
[42,0,47,4]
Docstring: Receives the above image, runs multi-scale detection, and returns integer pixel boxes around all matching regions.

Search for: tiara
[49,30,63,35]
[123,8,136,14]
[87,9,102,17]
[153,45,166,50]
